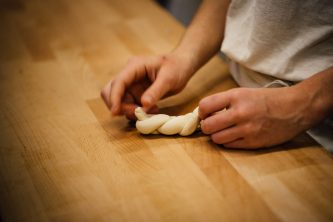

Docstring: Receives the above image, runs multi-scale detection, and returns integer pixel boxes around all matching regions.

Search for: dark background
[156,0,202,26]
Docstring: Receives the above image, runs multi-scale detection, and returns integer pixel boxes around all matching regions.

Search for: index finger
[199,92,231,119]
[101,80,113,109]
[110,62,147,115]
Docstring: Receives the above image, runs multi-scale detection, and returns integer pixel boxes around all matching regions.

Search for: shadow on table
[217,133,320,155]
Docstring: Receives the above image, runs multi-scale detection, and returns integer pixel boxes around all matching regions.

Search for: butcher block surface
[1,0,333,221]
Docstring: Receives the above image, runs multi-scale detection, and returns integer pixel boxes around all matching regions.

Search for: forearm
[172,0,230,77]
[293,66,333,127]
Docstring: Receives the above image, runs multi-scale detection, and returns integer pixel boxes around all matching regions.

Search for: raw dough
[135,107,200,136]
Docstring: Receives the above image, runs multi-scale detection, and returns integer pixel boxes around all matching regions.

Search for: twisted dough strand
[135,107,200,136]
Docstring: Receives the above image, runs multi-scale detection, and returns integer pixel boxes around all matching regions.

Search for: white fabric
[227,57,293,88]
[221,0,333,85]
[221,0,333,151]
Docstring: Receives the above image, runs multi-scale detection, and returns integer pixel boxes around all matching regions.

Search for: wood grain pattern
[0,0,333,221]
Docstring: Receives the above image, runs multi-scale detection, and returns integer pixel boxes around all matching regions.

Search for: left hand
[199,86,315,149]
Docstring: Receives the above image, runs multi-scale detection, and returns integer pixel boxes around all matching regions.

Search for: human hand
[199,87,317,149]
[101,53,194,120]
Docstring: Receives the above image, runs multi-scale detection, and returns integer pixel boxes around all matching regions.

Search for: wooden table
[1,0,333,221]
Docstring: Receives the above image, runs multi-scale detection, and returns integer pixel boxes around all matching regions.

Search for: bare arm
[172,0,231,79]
[101,0,231,118]
[293,66,333,127]
[199,66,333,149]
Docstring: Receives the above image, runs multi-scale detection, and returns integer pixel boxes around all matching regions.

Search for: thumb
[141,75,171,110]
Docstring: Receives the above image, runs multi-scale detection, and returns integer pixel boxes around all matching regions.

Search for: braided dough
[135,107,200,136]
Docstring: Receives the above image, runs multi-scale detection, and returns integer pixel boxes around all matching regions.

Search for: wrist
[168,49,199,80]
[290,81,331,129]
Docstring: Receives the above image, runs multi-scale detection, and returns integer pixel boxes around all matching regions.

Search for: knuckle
[163,75,174,86]
[229,88,248,100]
[231,107,248,121]
[230,109,241,121]
[251,123,262,136]
[228,88,240,99]
[243,124,253,135]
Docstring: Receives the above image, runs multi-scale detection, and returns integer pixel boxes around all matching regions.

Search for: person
[101,0,333,149]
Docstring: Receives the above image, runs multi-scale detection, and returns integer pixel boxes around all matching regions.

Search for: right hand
[101,53,194,120]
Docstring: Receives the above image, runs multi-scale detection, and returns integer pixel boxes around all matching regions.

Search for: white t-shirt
[221,0,333,87]
[221,0,333,150]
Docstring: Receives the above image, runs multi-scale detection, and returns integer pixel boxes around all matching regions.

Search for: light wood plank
[0,0,332,221]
